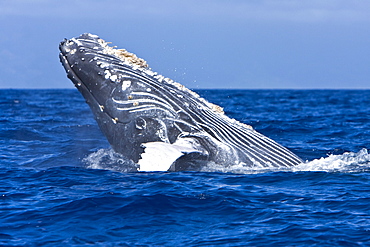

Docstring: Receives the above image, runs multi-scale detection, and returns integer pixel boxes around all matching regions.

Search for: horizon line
[1,87,370,90]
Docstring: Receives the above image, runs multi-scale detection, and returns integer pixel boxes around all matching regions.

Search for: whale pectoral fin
[138,138,208,172]
[138,142,185,172]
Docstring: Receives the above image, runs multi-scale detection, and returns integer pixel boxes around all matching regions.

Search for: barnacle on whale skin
[98,38,148,68]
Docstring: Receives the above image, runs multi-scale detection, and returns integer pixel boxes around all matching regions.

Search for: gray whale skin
[59,33,302,172]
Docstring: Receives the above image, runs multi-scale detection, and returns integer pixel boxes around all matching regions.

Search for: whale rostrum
[59,33,302,172]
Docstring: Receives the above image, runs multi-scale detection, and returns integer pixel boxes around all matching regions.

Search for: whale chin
[59,33,303,172]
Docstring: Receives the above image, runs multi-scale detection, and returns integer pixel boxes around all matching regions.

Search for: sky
[1,0,370,89]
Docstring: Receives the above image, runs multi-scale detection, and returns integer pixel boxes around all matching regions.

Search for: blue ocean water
[1,89,370,246]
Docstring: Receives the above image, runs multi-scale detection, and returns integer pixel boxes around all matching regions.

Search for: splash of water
[293,148,370,173]
[82,149,138,173]
[83,148,370,174]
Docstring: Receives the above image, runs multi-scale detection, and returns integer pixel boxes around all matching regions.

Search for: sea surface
[1,89,370,246]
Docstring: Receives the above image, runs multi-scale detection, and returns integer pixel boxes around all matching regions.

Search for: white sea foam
[292,148,370,173]
[83,148,370,174]
[82,149,138,173]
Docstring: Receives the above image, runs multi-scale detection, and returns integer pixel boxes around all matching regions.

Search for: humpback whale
[59,33,302,171]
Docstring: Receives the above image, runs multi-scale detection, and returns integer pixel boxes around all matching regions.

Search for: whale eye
[135,117,147,130]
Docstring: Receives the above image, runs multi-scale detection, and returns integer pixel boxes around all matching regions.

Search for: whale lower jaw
[59,33,303,172]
